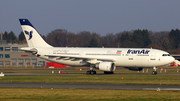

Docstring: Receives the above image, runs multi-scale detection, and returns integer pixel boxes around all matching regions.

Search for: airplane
[19,19,175,75]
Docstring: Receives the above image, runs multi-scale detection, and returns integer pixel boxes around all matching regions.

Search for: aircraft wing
[45,54,116,64]
[20,47,37,54]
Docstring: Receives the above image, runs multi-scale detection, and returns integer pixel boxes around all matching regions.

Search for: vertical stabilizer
[19,19,52,48]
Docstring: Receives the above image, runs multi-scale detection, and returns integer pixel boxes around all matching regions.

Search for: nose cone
[168,56,175,64]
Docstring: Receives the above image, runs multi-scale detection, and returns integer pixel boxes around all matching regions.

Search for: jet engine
[95,62,116,72]
[124,67,143,71]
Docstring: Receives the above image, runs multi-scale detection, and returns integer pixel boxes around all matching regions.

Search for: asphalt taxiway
[3,72,180,76]
[3,73,83,76]
[0,82,180,91]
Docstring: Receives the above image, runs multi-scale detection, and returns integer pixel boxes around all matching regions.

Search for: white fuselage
[33,47,174,68]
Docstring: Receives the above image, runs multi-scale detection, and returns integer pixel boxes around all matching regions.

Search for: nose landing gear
[152,67,157,75]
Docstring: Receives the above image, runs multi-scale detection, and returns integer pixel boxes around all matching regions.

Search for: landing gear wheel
[86,71,91,75]
[91,71,96,75]
[86,71,96,75]
[152,71,157,75]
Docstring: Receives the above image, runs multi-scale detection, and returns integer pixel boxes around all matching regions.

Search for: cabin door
[150,52,156,60]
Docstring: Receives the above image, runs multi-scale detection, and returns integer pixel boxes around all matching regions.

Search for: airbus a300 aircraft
[19,19,175,75]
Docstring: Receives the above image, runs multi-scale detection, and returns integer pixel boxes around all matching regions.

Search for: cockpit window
[162,54,170,56]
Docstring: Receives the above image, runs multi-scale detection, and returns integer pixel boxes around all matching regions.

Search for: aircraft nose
[169,56,175,63]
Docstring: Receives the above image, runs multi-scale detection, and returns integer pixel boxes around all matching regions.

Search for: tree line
[2,29,180,54]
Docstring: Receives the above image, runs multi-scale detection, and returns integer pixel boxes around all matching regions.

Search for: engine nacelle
[124,67,143,71]
[95,62,116,72]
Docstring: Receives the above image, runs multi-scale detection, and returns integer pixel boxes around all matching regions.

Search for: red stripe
[21,55,28,57]
[116,52,121,54]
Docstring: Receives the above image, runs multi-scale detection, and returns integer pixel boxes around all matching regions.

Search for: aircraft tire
[91,71,96,75]
[152,71,157,75]
[86,71,91,75]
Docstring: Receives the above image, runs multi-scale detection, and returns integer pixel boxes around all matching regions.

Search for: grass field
[0,75,180,85]
[0,68,180,85]
[0,88,180,101]
[0,68,180,100]
[0,67,179,74]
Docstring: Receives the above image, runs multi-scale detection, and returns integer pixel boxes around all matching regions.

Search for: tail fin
[19,19,52,48]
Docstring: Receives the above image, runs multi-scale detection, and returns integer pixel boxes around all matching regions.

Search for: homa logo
[25,30,33,40]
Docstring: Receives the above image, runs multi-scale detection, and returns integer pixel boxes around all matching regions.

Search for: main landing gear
[86,70,96,75]
[86,65,96,75]
[152,67,157,75]
[86,65,114,75]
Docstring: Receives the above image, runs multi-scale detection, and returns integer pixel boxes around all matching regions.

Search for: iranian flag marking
[116,50,121,54]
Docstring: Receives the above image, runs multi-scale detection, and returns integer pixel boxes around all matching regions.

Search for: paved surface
[0,82,180,91]
[3,73,180,76]
[4,73,57,76]
[3,73,83,76]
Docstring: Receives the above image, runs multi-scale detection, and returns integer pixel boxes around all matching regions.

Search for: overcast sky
[1,0,180,36]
